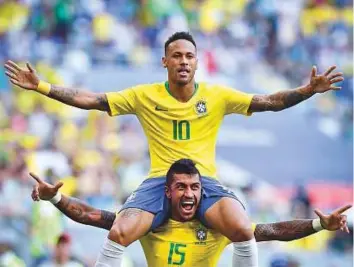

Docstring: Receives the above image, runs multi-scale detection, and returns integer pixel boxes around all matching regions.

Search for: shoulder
[131,82,165,96]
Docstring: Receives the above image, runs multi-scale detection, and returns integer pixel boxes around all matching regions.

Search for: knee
[108,224,131,247]
[229,223,254,242]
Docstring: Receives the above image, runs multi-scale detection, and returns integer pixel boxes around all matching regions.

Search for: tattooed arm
[254,220,316,242]
[48,85,109,111]
[55,195,116,230]
[4,60,109,111]
[248,66,344,113]
[248,85,314,112]
[254,204,351,242]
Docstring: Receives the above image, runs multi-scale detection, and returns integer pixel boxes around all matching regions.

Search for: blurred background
[0,0,352,266]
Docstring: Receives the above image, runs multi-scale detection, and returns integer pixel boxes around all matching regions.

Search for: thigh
[204,197,253,241]
[197,177,253,241]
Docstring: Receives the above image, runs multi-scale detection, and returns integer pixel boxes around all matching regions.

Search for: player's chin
[175,76,192,86]
[179,207,197,221]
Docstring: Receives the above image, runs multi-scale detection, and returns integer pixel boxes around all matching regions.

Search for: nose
[184,187,193,198]
[180,55,188,65]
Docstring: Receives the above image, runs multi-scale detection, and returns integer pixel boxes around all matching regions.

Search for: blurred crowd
[0,0,352,266]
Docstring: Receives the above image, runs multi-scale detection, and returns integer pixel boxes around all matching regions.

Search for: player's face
[162,39,198,86]
[165,173,201,222]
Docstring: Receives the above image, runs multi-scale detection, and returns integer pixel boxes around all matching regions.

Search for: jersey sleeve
[219,85,253,116]
[105,87,138,116]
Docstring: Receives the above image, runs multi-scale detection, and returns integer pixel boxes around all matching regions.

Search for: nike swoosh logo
[155,106,168,111]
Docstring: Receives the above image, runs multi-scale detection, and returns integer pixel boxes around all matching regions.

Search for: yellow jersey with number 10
[140,219,257,267]
[106,82,253,178]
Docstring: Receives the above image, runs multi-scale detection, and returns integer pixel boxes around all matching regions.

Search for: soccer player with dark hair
[30,161,351,267]
[5,31,344,267]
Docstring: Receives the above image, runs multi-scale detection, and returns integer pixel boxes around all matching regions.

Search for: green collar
[164,81,199,99]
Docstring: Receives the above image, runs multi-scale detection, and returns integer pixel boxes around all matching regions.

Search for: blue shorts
[120,176,243,230]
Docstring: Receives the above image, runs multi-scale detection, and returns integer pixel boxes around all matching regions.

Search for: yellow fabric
[106,82,253,178]
[59,176,77,197]
[37,81,51,95]
[140,219,231,267]
[285,230,332,252]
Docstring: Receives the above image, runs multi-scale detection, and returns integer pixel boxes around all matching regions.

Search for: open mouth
[178,68,190,76]
[180,200,195,212]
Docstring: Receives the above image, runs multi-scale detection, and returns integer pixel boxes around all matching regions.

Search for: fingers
[54,181,64,190]
[5,60,22,72]
[334,204,352,215]
[328,72,343,80]
[5,71,19,81]
[330,77,344,84]
[314,208,325,218]
[4,63,19,75]
[323,65,336,76]
[29,172,43,184]
[311,66,317,78]
[31,185,40,201]
[26,62,35,73]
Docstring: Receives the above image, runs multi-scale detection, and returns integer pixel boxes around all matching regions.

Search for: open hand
[30,172,63,201]
[4,60,39,90]
[314,204,352,233]
[309,65,344,94]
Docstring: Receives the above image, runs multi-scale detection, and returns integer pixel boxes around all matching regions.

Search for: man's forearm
[249,84,314,112]
[54,195,115,230]
[48,85,109,111]
[254,219,316,242]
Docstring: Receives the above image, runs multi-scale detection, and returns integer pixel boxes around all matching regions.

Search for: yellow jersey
[140,219,257,267]
[106,82,253,178]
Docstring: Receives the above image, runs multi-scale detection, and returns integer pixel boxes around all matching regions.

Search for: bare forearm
[254,220,316,242]
[48,85,109,111]
[249,84,314,112]
[54,195,115,230]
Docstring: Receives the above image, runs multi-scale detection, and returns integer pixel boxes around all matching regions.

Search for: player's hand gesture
[30,172,63,201]
[4,60,39,90]
[309,65,344,93]
[314,204,352,233]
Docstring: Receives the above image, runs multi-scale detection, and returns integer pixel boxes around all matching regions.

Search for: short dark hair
[166,159,200,186]
[164,32,197,54]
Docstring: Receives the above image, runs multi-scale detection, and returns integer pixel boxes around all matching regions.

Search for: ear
[165,185,171,199]
[196,58,198,70]
[162,57,167,68]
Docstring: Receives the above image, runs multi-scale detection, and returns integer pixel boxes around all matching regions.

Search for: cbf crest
[195,99,207,116]
[195,225,208,242]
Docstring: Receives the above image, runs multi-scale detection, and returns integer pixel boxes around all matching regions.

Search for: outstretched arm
[254,204,351,242]
[30,173,116,230]
[248,66,344,113]
[4,60,109,111]
[55,195,115,230]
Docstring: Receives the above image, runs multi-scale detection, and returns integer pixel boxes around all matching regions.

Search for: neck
[168,80,196,103]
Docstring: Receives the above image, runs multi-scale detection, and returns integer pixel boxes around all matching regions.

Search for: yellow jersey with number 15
[140,219,257,267]
[106,82,253,178]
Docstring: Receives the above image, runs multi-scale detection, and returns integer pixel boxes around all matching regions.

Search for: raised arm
[248,66,344,113]
[4,60,109,111]
[30,173,115,230]
[254,204,351,242]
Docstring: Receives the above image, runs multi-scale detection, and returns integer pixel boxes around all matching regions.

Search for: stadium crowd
[0,0,352,266]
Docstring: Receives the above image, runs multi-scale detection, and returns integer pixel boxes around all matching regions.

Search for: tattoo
[95,94,109,111]
[55,196,116,230]
[249,87,314,112]
[120,208,143,219]
[100,210,116,229]
[48,85,109,111]
[49,85,79,104]
[254,220,316,242]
